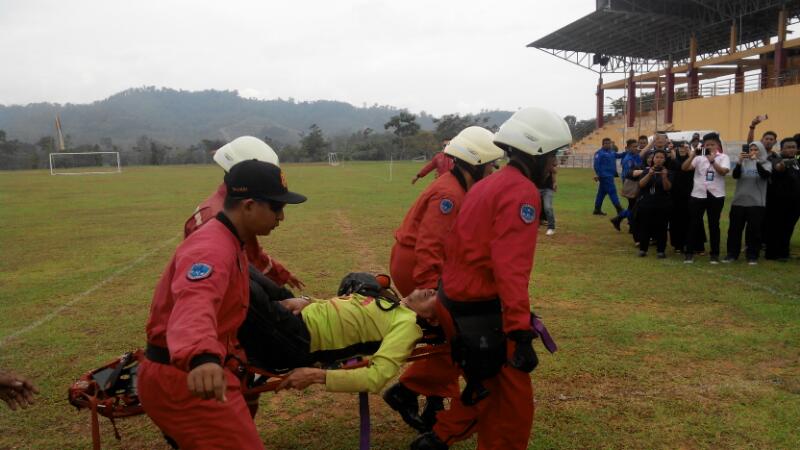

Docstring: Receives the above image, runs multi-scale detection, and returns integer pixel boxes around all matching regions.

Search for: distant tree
[299,124,329,161]
[0,130,6,142]
[384,112,420,158]
[432,114,489,142]
[36,136,55,153]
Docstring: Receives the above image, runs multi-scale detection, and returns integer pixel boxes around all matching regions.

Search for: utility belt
[438,288,506,406]
[145,343,246,379]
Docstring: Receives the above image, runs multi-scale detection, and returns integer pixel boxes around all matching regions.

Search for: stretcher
[68,316,555,450]
[67,333,449,450]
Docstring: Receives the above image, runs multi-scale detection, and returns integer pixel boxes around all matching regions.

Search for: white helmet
[444,126,505,166]
[493,107,572,156]
[213,136,279,172]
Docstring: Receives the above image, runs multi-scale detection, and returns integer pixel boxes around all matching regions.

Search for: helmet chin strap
[508,149,552,187]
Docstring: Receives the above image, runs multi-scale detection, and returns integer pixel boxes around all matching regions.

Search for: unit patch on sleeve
[187,263,213,281]
[439,198,454,215]
[520,203,536,224]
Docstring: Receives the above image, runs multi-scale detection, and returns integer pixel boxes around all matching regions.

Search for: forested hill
[0,87,513,149]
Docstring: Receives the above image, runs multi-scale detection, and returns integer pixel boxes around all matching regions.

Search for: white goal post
[49,152,122,176]
[328,152,340,166]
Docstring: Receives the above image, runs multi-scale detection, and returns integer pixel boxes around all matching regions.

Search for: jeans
[595,176,621,211]
[687,193,725,257]
[540,188,555,229]
[726,205,766,261]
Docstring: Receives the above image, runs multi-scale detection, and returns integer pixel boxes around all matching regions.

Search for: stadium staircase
[570,111,670,155]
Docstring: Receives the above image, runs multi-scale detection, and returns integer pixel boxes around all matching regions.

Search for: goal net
[328,152,340,166]
[49,152,122,175]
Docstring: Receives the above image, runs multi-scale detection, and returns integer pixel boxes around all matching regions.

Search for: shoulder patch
[439,198,454,215]
[520,204,536,224]
[187,263,213,281]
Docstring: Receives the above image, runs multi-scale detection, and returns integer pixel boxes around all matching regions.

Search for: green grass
[1,162,798,449]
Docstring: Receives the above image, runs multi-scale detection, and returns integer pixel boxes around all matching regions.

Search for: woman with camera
[635,150,673,258]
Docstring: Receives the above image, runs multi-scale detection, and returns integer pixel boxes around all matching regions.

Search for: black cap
[225,160,307,204]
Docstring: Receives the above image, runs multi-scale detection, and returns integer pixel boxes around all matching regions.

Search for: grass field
[1,161,799,450]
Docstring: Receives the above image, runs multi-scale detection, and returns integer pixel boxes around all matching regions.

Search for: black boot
[593,209,606,216]
[383,382,425,432]
[610,216,622,231]
[614,204,624,215]
[410,432,449,450]
[419,396,444,431]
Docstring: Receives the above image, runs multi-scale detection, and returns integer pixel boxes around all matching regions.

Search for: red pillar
[734,65,744,93]
[774,40,786,87]
[665,64,675,123]
[626,70,636,128]
[596,77,605,128]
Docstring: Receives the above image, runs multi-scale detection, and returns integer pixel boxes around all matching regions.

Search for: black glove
[508,330,538,373]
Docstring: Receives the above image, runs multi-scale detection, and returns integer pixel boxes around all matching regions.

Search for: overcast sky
[0,0,602,118]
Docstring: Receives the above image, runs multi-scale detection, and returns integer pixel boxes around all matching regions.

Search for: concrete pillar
[626,69,636,128]
[735,65,744,93]
[596,77,605,128]
[665,62,675,123]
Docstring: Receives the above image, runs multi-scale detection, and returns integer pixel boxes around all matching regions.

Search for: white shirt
[690,152,731,198]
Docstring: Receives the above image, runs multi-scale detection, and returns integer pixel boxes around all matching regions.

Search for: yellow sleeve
[324,308,422,393]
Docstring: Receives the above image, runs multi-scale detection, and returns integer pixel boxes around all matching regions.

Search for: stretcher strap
[531,315,558,353]
[359,392,370,450]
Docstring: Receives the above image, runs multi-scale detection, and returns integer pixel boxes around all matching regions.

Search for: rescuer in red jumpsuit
[410,107,572,450]
[384,127,504,432]
[138,160,306,449]
[412,141,456,184]
[185,136,304,289]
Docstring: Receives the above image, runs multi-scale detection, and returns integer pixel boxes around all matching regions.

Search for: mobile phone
[757,114,768,122]
[741,144,750,153]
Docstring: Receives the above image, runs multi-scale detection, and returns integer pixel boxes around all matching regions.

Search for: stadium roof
[529,0,800,73]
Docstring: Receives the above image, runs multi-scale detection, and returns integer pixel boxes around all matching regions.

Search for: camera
[654,166,664,172]
[698,147,709,156]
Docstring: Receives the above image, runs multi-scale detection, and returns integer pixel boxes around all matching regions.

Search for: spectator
[764,137,800,261]
[682,132,731,264]
[637,135,649,153]
[635,150,673,258]
[540,160,558,236]
[724,142,772,264]
[669,141,706,254]
[746,115,777,153]
[611,139,641,232]
[592,137,624,216]
[0,368,37,411]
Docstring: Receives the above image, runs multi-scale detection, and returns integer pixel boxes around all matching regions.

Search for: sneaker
[593,210,607,216]
[657,252,666,259]
[722,256,735,264]
[546,229,555,236]
[684,254,694,264]
[747,259,758,265]
[638,250,647,257]
[710,256,720,264]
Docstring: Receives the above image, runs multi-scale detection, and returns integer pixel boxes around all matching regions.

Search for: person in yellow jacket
[238,272,437,394]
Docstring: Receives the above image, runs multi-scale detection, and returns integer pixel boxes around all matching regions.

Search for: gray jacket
[732,141,772,207]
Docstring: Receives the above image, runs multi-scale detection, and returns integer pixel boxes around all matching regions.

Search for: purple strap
[530,315,558,354]
[359,392,370,450]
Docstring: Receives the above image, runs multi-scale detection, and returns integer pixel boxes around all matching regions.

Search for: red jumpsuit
[390,171,464,398]
[417,152,455,180]
[185,183,294,285]
[138,215,264,449]
[433,164,541,450]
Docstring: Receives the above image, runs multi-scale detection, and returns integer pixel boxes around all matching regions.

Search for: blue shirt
[594,148,623,178]
[621,152,643,180]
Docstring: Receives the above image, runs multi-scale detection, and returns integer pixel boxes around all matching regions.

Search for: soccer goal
[49,152,122,175]
[328,152,340,166]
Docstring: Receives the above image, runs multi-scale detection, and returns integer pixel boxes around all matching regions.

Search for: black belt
[145,343,171,364]
[438,282,501,317]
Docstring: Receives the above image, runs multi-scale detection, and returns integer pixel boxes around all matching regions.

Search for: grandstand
[531,0,800,154]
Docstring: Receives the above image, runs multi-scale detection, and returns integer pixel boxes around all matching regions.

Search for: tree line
[0,111,599,170]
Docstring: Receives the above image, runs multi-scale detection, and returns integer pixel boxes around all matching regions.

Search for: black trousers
[765,199,800,259]
[627,197,638,242]
[726,205,766,260]
[687,194,725,257]
[638,206,670,253]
